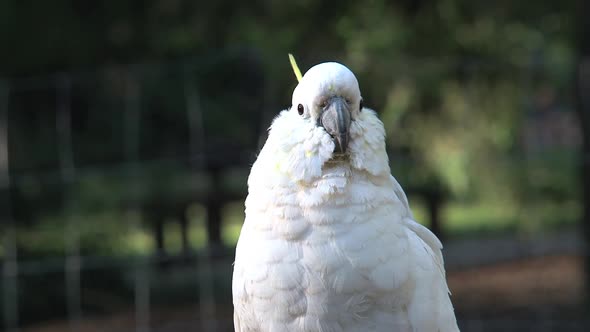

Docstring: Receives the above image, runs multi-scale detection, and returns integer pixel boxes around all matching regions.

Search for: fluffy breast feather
[233,106,458,332]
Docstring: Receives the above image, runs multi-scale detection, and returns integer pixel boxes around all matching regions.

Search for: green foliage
[2,0,582,249]
[1,2,584,327]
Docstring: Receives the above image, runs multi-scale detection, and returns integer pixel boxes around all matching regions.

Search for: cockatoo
[232,61,459,332]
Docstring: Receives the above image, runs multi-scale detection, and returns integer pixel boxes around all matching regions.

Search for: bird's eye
[297,104,304,116]
[359,99,363,111]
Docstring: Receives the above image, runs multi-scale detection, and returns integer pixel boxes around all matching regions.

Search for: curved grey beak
[319,96,351,153]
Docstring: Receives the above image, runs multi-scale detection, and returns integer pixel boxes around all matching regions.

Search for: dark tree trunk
[576,0,590,309]
[178,210,190,256]
[426,189,443,240]
[206,169,223,248]
[152,215,165,256]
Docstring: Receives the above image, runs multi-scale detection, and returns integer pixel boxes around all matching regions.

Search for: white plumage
[232,62,459,332]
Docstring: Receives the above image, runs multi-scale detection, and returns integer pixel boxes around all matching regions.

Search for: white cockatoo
[232,61,459,332]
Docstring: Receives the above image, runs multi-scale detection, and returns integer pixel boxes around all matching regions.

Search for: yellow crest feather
[288,53,303,82]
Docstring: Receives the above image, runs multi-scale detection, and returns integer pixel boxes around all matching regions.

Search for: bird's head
[256,62,390,184]
[291,62,361,154]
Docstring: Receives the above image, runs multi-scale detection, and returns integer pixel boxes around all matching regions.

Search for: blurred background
[1,0,589,331]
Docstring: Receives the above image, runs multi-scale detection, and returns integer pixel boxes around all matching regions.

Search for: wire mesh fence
[0,56,588,332]
[0,58,257,332]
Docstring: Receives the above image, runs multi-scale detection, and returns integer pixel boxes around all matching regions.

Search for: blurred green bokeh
[0,0,581,256]
[0,1,586,327]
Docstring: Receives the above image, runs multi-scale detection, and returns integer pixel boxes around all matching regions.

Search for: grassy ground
[6,195,581,259]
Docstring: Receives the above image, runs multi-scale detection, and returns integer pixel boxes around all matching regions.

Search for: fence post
[0,81,19,332]
[123,68,151,332]
[578,57,590,313]
[56,74,82,331]
[576,0,590,313]
[184,66,218,331]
